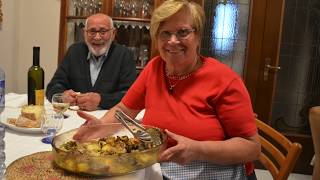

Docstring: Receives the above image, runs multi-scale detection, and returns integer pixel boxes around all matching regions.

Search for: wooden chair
[309,106,320,180]
[256,119,302,180]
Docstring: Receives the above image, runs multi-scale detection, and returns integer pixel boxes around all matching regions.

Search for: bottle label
[0,80,4,112]
[35,89,44,105]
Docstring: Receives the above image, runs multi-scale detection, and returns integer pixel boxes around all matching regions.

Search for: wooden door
[245,0,314,174]
[245,0,285,123]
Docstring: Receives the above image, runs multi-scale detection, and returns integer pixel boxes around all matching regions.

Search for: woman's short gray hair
[150,0,205,42]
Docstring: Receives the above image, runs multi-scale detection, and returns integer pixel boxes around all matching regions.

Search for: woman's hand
[73,103,141,142]
[73,111,109,141]
[159,130,199,165]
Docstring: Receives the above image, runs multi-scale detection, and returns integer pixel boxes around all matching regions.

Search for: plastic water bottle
[0,126,5,178]
[0,66,4,114]
[0,67,5,179]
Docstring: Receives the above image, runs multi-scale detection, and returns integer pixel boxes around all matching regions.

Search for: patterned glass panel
[271,0,320,135]
[201,0,251,76]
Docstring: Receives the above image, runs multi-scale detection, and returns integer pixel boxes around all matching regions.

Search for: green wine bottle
[28,47,44,105]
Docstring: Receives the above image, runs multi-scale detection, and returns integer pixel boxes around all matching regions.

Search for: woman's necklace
[165,57,202,93]
[166,73,192,92]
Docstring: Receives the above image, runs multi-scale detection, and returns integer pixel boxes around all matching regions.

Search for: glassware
[97,0,102,13]
[71,0,78,16]
[41,113,63,144]
[52,93,70,116]
[139,45,149,67]
[141,1,150,18]
[52,123,167,176]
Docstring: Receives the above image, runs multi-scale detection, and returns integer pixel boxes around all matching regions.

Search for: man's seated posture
[46,13,136,111]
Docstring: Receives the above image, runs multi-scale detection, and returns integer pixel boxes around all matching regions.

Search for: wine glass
[40,113,63,144]
[52,93,70,118]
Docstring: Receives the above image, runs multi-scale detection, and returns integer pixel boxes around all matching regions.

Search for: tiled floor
[255,169,312,180]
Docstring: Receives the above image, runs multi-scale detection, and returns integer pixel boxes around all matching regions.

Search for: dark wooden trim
[244,0,267,114]
[245,0,285,123]
[255,0,285,122]
[58,0,67,64]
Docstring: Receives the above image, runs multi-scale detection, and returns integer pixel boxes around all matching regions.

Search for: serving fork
[114,109,153,143]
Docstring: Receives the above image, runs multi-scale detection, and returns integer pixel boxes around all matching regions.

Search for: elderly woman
[74,0,261,179]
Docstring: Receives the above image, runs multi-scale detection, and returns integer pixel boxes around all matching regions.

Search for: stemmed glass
[40,113,63,144]
[52,93,70,118]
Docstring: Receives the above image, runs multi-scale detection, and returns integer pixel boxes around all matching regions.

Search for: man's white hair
[85,14,114,29]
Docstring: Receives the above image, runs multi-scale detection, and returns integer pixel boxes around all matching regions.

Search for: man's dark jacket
[46,42,136,109]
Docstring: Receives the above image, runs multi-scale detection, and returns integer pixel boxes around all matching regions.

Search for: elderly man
[46,13,136,111]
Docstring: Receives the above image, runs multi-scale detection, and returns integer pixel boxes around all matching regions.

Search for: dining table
[1,93,162,180]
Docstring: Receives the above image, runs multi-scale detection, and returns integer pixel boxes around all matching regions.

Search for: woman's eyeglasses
[86,28,113,37]
[158,28,196,41]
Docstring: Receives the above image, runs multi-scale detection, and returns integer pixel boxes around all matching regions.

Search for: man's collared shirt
[87,50,109,86]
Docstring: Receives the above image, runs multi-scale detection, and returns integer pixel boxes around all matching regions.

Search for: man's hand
[63,90,78,105]
[76,92,101,111]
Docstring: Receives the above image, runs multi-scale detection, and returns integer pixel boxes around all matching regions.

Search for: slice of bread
[21,105,44,121]
[15,116,41,128]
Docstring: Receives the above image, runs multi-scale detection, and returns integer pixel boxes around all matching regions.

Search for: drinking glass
[40,113,63,144]
[52,93,70,118]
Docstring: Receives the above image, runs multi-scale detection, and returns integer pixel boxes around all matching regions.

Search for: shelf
[114,20,150,29]
[66,15,89,20]
[66,16,150,29]
[112,17,150,22]
[66,16,151,22]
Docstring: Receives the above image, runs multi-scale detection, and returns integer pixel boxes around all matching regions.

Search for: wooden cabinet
[58,0,203,70]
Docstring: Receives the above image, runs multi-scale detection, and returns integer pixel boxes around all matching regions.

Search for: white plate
[0,107,42,133]
[0,118,42,133]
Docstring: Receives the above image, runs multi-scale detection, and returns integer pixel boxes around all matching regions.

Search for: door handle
[264,58,281,81]
[266,64,281,70]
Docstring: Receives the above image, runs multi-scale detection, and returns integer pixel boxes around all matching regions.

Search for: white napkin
[5,93,27,108]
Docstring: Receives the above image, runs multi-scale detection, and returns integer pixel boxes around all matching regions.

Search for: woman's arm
[195,134,260,164]
[73,102,141,141]
[98,102,141,124]
[159,130,260,165]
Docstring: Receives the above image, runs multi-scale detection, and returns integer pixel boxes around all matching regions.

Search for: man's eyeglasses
[86,28,113,37]
[158,28,196,41]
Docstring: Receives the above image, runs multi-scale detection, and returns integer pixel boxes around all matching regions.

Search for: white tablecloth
[1,93,162,180]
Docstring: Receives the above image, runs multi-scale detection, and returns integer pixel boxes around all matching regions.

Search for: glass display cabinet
[58,0,203,71]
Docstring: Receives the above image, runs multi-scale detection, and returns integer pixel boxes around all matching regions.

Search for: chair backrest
[309,106,320,180]
[256,119,302,180]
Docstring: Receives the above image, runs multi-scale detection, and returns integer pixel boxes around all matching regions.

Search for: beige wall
[0,0,18,93]
[0,0,60,94]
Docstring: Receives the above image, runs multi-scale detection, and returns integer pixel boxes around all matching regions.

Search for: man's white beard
[87,39,112,56]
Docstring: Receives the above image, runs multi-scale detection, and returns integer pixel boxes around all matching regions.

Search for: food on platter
[7,105,44,128]
[21,105,44,120]
[60,135,155,156]
[52,125,167,176]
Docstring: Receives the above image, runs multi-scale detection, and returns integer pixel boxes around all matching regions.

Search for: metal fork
[114,109,153,143]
